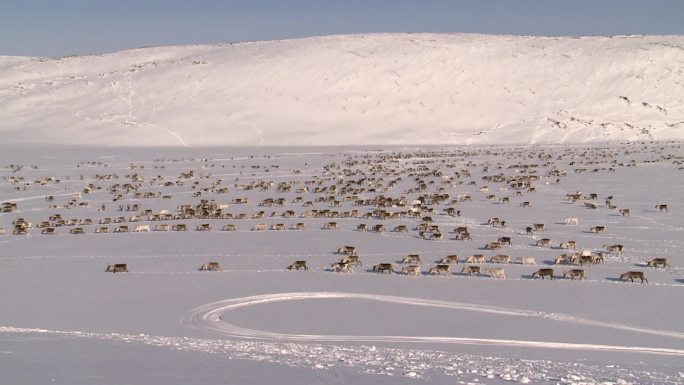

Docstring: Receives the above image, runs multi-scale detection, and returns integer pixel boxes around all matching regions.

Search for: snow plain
[1,33,684,147]
[1,142,683,384]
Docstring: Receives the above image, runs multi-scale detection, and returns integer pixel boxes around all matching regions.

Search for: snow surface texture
[1,143,683,384]
[1,33,684,147]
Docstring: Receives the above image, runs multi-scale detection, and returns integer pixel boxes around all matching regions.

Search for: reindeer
[488,267,506,279]
[287,260,308,270]
[331,260,352,273]
[489,254,511,264]
[590,226,606,234]
[69,227,85,235]
[603,244,624,255]
[337,245,357,255]
[440,255,460,264]
[465,254,486,264]
[461,265,482,276]
[573,254,595,266]
[270,223,285,231]
[526,226,534,236]
[564,217,579,225]
[356,223,367,231]
[106,264,128,273]
[647,258,670,268]
[134,224,150,232]
[372,263,394,274]
[518,256,536,265]
[484,241,502,250]
[619,271,648,283]
[172,224,187,231]
[655,204,668,213]
[41,227,55,235]
[428,264,451,275]
[488,217,501,226]
[222,224,237,231]
[199,262,221,271]
[532,268,554,280]
[497,236,512,246]
[372,224,385,234]
[619,208,630,216]
[536,238,552,247]
[563,269,586,280]
[393,225,408,233]
[559,240,577,250]
[402,254,422,264]
[401,265,421,275]
[554,254,571,265]
[323,222,339,230]
[533,223,545,231]
[341,255,362,266]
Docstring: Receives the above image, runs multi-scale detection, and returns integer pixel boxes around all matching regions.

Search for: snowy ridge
[1,33,684,146]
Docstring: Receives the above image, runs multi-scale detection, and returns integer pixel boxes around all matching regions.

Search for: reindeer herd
[281,245,668,283]
[1,142,680,286]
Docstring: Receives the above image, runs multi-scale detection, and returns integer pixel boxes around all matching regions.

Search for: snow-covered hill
[1,33,683,147]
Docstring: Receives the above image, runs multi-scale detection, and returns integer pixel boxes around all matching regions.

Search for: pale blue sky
[2,0,683,57]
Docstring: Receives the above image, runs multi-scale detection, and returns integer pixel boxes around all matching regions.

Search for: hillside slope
[1,33,683,147]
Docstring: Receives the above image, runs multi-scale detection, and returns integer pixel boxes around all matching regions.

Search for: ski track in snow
[182,292,684,356]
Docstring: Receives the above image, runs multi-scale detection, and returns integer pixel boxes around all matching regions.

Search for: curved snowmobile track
[182,292,684,357]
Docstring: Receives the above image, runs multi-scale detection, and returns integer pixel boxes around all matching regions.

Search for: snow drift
[1,33,683,147]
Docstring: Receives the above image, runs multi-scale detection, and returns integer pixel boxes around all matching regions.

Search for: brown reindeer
[646,258,670,268]
[484,241,502,250]
[337,245,357,255]
[402,254,422,264]
[563,269,586,280]
[372,263,394,274]
[429,264,451,275]
[323,222,339,230]
[440,254,460,264]
[461,265,482,276]
[497,236,512,246]
[341,255,362,266]
[590,226,606,234]
[619,271,648,283]
[655,204,668,213]
[603,244,624,255]
[199,262,221,271]
[536,238,552,247]
[106,264,128,273]
[287,260,308,270]
[532,268,554,280]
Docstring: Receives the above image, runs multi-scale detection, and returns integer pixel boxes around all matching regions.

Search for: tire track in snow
[182,292,684,357]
